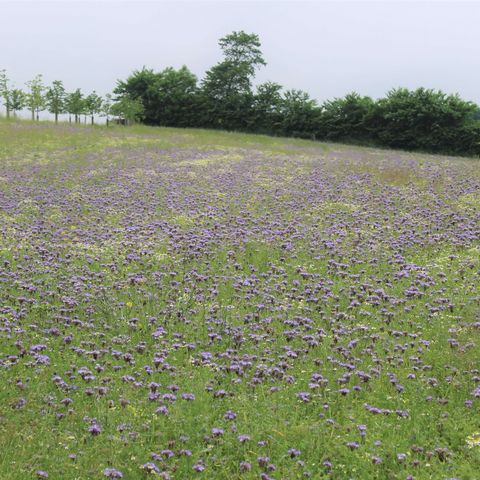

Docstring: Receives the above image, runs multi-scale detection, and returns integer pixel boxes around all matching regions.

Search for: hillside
[0,119,479,479]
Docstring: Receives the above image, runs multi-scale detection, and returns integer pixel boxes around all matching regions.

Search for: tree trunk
[91,115,94,125]
[69,114,72,123]
[55,112,58,123]
[31,109,35,121]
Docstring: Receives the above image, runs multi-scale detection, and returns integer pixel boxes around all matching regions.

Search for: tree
[201,31,266,131]
[111,95,144,125]
[218,31,266,77]
[115,65,200,127]
[280,89,320,138]
[9,89,25,117]
[252,81,283,133]
[84,91,103,125]
[0,69,11,118]
[101,93,113,126]
[114,67,159,124]
[45,80,66,123]
[25,75,45,121]
[65,89,84,123]
[319,92,374,142]
[149,66,199,127]
[366,88,479,153]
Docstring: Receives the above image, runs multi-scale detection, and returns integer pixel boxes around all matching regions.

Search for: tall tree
[280,89,319,139]
[84,91,103,125]
[25,74,45,121]
[0,69,11,118]
[65,89,84,123]
[9,88,25,117]
[201,31,266,131]
[253,81,283,133]
[101,93,113,126]
[45,80,66,123]
[218,31,266,76]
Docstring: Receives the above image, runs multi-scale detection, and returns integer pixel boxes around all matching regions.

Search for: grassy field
[0,118,479,479]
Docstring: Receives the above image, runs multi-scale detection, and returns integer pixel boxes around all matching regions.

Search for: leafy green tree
[111,95,144,125]
[101,93,113,126]
[25,75,45,121]
[114,68,159,124]
[201,31,266,130]
[280,89,320,138]
[84,91,103,125]
[218,31,266,77]
[0,69,11,118]
[65,89,85,123]
[252,81,283,133]
[319,92,374,142]
[9,88,25,117]
[148,66,199,127]
[46,80,66,123]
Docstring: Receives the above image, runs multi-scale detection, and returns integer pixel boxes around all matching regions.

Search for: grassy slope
[0,119,479,479]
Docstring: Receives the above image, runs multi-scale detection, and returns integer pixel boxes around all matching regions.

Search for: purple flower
[142,462,160,474]
[239,461,252,472]
[88,423,102,436]
[104,468,123,478]
[288,448,301,458]
[193,462,205,472]
[297,392,311,402]
[224,410,237,420]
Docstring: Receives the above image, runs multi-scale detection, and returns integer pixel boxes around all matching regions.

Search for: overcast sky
[1,0,480,105]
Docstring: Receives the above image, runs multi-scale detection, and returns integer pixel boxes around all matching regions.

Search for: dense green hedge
[114,32,480,157]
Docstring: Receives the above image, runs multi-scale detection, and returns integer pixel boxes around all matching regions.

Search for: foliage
[45,80,66,123]
[9,88,25,116]
[366,88,479,154]
[100,93,113,124]
[111,94,144,125]
[149,66,198,127]
[65,89,85,123]
[25,75,45,121]
[201,31,266,131]
[84,91,103,125]
[280,89,319,139]
[319,92,375,143]
[0,69,11,117]
[113,67,159,124]
[2,31,480,156]
[251,81,283,134]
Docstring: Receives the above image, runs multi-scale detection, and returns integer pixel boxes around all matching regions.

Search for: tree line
[1,31,480,156]
[0,72,143,126]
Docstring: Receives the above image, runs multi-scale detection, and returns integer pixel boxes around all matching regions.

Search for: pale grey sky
[1,0,480,105]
